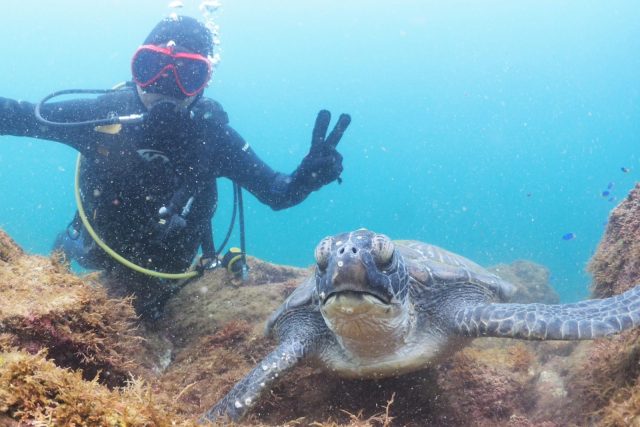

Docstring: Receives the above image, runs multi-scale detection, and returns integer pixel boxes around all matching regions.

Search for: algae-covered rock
[489,260,559,304]
[0,230,22,262]
[589,182,640,298]
[563,183,640,426]
[0,350,195,426]
[0,229,143,387]
[162,257,309,348]
[436,342,538,425]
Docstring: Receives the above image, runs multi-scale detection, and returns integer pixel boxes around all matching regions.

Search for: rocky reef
[1,182,640,426]
[564,183,640,426]
[589,183,640,299]
[489,260,559,304]
[0,230,194,425]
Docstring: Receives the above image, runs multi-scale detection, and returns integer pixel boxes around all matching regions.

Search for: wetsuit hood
[144,15,214,58]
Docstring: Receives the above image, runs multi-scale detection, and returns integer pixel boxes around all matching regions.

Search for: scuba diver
[0,15,351,319]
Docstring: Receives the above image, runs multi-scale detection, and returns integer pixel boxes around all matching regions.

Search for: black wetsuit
[0,84,322,279]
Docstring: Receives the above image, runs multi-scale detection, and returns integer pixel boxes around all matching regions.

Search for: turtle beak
[331,257,367,290]
[322,256,391,305]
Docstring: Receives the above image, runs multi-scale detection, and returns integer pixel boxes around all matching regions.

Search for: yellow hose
[74,155,198,279]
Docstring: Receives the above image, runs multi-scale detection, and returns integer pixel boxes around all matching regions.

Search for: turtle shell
[398,241,516,301]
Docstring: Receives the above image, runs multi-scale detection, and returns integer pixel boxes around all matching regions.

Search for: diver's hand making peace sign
[294,110,351,191]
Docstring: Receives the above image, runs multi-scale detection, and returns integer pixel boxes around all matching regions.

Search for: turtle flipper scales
[200,340,306,423]
[453,285,640,340]
[201,309,330,423]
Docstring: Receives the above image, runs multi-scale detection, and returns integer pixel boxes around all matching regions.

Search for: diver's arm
[217,111,350,210]
[217,127,319,210]
[192,98,306,210]
[0,96,106,152]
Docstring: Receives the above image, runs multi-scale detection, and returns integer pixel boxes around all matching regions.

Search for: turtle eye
[314,236,333,271]
[372,234,394,269]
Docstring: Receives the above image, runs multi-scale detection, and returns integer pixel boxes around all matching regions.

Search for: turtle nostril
[338,245,358,256]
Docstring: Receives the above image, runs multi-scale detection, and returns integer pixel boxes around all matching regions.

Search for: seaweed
[437,344,537,424]
[563,183,640,425]
[0,230,145,387]
[589,183,640,298]
[0,350,194,426]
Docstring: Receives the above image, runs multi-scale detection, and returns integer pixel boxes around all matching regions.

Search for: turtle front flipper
[200,340,306,423]
[201,310,329,423]
[453,285,640,340]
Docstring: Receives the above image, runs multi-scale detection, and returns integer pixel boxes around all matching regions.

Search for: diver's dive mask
[131,44,212,98]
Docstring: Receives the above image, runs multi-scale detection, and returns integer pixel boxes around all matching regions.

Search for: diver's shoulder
[191,96,229,126]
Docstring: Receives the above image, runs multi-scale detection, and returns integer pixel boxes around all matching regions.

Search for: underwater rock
[435,339,561,426]
[0,228,195,425]
[162,256,309,348]
[489,260,559,304]
[589,182,640,298]
[0,229,22,262]
[565,330,640,424]
[0,350,195,426]
[563,182,640,426]
[0,228,143,387]
[436,343,537,425]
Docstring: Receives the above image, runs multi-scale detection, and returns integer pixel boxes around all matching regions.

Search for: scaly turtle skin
[202,229,640,423]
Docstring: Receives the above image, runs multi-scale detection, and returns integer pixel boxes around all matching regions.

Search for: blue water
[1,1,638,302]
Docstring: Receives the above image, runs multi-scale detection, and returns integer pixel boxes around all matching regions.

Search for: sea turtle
[202,229,640,422]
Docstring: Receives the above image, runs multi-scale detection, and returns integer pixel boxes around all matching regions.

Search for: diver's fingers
[325,113,352,148]
[311,110,331,148]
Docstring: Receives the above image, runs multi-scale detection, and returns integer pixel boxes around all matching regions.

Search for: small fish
[608,196,616,202]
[601,190,610,197]
[562,233,576,241]
[621,167,630,173]
[526,192,532,197]
[607,182,614,189]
